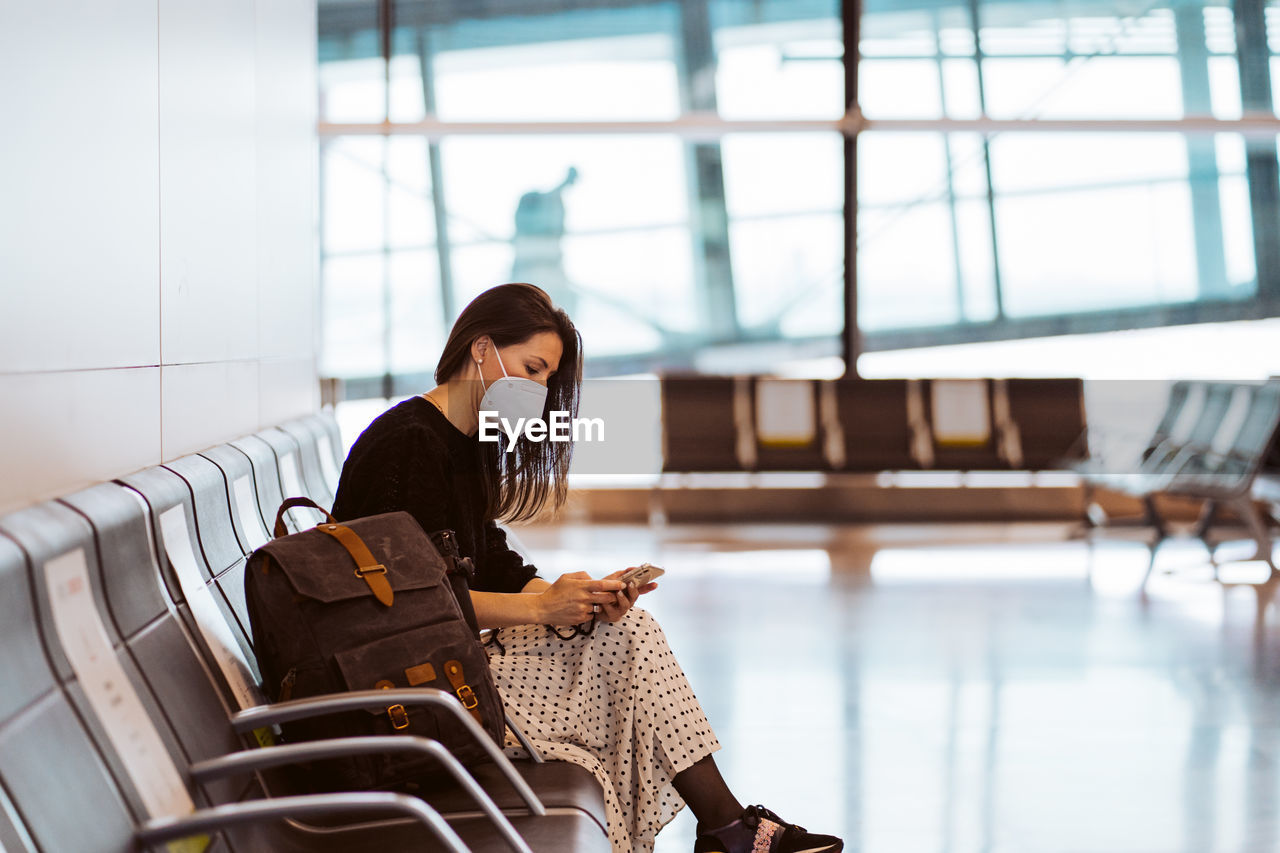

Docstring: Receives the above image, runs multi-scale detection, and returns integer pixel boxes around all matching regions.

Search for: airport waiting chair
[254,427,331,528]
[751,378,829,471]
[0,502,473,853]
[660,375,748,471]
[1002,378,1088,470]
[920,379,1006,471]
[122,448,610,838]
[1077,382,1233,544]
[274,418,338,507]
[1079,381,1280,588]
[829,379,927,471]
[314,408,347,473]
[1162,381,1280,575]
[229,433,295,535]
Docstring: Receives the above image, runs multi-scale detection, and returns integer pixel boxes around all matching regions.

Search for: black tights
[672,754,744,830]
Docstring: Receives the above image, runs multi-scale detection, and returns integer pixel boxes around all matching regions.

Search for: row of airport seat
[0,412,609,852]
[659,376,1087,473]
[1077,379,1280,582]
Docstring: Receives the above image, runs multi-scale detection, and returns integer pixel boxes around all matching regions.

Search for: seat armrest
[136,791,466,852]
[190,735,535,852]
[229,688,545,816]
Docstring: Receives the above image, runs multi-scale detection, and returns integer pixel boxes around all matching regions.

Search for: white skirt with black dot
[486,606,721,853]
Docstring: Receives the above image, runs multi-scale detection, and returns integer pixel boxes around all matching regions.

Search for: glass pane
[318,0,384,122]
[320,130,843,379]
[392,2,681,122]
[710,0,843,119]
[439,134,692,360]
[858,1,1249,121]
[388,249,444,375]
[857,129,1263,336]
[321,253,386,378]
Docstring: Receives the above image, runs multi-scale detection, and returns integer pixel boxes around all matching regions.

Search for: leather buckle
[455,684,478,710]
[387,703,410,730]
[354,564,387,578]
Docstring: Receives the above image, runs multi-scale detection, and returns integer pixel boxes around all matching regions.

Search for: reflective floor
[517,522,1280,853]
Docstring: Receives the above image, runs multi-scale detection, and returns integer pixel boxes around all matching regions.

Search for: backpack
[244,498,506,793]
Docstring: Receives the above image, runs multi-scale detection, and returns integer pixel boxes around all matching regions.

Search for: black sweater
[330,396,541,594]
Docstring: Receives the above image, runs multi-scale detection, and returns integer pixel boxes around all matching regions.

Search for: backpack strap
[273,497,337,539]
[444,659,485,728]
[315,522,394,607]
[428,529,482,639]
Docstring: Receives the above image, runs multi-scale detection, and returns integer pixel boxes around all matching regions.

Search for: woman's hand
[536,571,625,626]
[596,568,659,623]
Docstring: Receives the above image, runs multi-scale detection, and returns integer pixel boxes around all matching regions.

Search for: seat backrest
[199,443,272,553]
[314,408,346,473]
[660,375,746,472]
[275,419,336,508]
[1183,382,1236,451]
[293,414,345,496]
[0,504,207,849]
[1004,378,1087,468]
[163,454,250,575]
[924,379,1004,470]
[1150,380,1192,446]
[253,429,329,529]
[229,434,295,534]
[59,484,259,809]
[751,378,828,471]
[160,454,262,664]
[1221,383,1280,470]
[115,469,262,707]
[0,528,139,853]
[832,379,920,471]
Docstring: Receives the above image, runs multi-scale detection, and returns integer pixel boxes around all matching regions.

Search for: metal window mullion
[844,0,861,378]
[415,27,456,331]
[968,0,1006,322]
[934,10,968,325]
[380,0,394,398]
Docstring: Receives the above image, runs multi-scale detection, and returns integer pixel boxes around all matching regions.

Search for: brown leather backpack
[244,498,506,793]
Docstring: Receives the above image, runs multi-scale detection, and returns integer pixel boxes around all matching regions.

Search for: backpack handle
[273,497,337,539]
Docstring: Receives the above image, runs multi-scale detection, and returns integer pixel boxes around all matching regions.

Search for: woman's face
[477,331,563,389]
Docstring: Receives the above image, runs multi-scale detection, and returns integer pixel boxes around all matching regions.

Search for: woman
[331,283,842,853]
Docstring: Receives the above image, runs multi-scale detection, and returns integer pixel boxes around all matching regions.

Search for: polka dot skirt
[486,607,721,853]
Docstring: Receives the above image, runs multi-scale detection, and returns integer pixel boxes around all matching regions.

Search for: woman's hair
[435,283,583,524]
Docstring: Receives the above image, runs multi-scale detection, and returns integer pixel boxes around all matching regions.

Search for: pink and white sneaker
[693,805,843,853]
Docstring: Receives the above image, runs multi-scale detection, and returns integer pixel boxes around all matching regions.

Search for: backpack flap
[257,511,446,605]
[330,621,499,768]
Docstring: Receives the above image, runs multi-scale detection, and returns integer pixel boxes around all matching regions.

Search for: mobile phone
[619,562,665,588]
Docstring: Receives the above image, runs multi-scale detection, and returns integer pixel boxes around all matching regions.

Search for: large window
[318,0,1280,397]
[857,0,1280,352]
[319,0,843,397]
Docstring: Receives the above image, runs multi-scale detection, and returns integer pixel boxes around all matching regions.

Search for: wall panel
[0,369,161,514]
[158,0,259,365]
[162,361,261,460]
[0,0,160,373]
[0,0,319,517]
[259,357,320,428]
[257,0,320,361]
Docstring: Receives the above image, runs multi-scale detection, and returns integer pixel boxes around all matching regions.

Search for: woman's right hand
[536,571,625,626]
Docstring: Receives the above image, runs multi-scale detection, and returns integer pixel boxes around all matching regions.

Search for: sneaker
[693,804,843,853]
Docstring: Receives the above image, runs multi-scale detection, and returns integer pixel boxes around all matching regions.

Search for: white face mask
[475,342,548,427]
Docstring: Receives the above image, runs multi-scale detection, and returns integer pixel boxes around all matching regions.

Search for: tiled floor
[516,521,1280,853]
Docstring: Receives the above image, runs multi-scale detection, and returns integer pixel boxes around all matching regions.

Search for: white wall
[0,0,319,515]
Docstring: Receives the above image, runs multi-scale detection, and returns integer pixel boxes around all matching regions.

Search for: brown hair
[435,283,583,523]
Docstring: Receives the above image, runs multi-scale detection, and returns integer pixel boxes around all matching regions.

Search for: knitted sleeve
[477,520,542,594]
[331,420,455,548]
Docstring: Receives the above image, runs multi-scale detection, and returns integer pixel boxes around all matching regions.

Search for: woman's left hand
[595,568,658,623]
